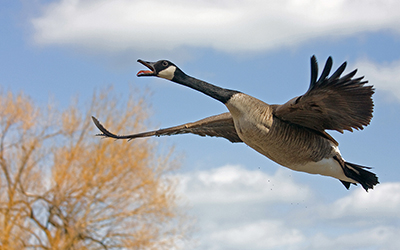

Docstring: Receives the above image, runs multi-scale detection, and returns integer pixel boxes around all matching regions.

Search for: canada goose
[92,56,379,191]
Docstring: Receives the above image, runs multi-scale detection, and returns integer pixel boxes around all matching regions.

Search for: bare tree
[0,88,191,249]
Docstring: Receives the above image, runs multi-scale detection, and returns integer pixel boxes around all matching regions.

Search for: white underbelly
[289,157,354,183]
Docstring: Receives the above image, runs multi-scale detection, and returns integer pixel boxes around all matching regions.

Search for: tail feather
[340,180,352,190]
[333,155,379,191]
[343,162,379,191]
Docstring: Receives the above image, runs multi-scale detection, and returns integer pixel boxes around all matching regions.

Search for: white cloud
[210,220,304,250]
[176,166,400,250]
[320,182,400,220]
[356,59,400,101]
[177,165,312,205]
[176,165,311,250]
[308,226,400,250]
[31,0,400,53]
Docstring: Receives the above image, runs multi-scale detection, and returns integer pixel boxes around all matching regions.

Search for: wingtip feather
[317,56,333,84]
[329,61,347,80]
[91,116,118,138]
[309,55,318,90]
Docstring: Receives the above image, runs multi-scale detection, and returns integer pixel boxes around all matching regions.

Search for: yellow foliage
[0,88,191,249]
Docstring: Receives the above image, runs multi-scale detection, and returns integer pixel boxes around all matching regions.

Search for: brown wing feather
[274,56,374,133]
[92,113,242,143]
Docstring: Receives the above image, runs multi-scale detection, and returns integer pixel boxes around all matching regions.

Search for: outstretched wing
[274,56,374,133]
[92,112,243,143]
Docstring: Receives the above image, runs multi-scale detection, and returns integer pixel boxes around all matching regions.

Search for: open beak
[137,59,156,77]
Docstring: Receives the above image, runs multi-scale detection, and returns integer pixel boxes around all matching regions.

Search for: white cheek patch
[158,66,176,80]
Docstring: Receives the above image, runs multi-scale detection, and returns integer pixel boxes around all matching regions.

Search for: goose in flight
[92,56,378,191]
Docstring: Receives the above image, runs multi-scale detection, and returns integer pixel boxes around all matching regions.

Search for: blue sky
[2,1,400,249]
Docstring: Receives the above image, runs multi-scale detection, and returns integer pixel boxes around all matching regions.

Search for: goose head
[137,59,178,80]
[137,58,240,104]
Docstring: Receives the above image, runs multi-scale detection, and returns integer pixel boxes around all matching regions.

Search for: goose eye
[162,61,169,67]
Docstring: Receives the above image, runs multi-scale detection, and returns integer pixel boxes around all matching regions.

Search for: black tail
[334,156,379,191]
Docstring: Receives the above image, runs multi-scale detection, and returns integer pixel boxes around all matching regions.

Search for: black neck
[171,69,240,104]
